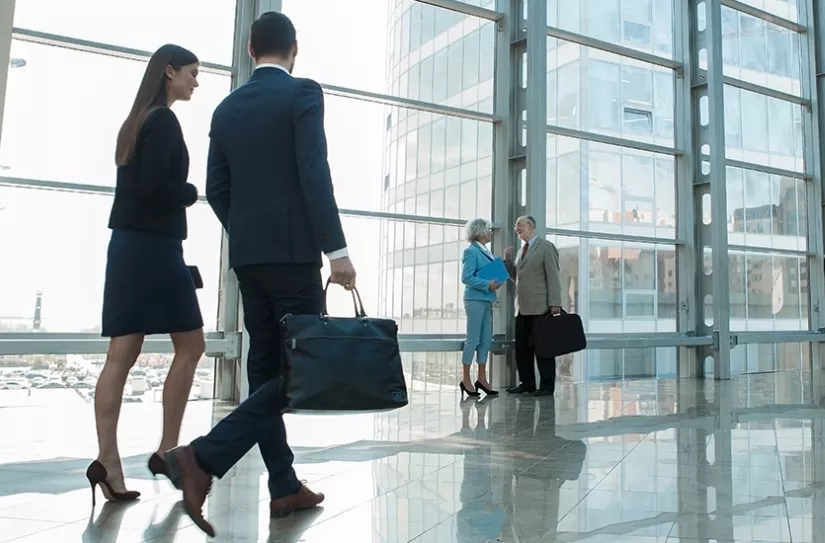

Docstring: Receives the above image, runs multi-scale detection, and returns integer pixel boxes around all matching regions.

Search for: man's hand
[329,256,357,290]
[549,306,562,315]
[503,246,514,261]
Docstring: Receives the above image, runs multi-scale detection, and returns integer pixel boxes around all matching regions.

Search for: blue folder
[477,257,510,283]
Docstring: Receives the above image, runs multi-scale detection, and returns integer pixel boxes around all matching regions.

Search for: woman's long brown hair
[115,44,198,167]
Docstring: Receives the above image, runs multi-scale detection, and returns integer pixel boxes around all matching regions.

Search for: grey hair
[517,215,536,228]
[465,218,492,242]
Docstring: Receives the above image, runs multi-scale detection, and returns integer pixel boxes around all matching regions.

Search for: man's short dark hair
[250,11,296,59]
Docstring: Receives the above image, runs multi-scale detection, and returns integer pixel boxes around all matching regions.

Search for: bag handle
[323,278,367,318]
[541,308,567,317]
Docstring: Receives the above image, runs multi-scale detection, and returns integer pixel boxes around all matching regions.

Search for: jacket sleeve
[205,121,231,232]
[462,248,491,291]
[544,243,563,307]
[504,255,517,280]
[135,108,198,208]
[292,79,347,254]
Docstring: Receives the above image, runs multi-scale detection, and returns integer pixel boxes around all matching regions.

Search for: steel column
[491,0,517,388]
[808,0,825,389]
[213,0,258,404]
[674,0,699,377]
[0,0,15,149]
[524,0,547,234]
[689,0,732,379]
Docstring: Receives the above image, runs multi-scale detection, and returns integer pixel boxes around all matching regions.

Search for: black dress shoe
[533,388,554,397]
[506,384,536,394]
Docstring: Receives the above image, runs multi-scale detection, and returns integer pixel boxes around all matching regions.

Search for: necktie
[520,242,529,261]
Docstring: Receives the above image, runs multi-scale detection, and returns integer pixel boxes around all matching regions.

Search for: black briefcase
[532,309,587,358]
[279,282,409,414]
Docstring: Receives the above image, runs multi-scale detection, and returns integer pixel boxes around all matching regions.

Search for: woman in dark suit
[85,44,205,505]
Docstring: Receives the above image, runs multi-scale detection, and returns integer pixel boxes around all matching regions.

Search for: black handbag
[279,281,409,414]
[532,309,587,358]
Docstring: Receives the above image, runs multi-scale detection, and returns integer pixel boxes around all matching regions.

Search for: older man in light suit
[503,215,562,396]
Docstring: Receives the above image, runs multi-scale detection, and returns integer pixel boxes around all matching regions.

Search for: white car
[0,380,30,390]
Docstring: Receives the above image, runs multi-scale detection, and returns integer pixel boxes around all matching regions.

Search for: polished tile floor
[2,372,825,542]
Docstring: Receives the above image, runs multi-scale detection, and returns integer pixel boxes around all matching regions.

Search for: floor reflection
[2,372,825,541]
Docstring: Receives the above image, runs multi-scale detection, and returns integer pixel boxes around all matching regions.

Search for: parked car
[0,380,29,390]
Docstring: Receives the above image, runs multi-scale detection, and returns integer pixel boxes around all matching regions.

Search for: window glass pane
[550,136,676,239]
[734,0,799,23]
[557,235,676,332]
[547,0,673,58]
[462,30,480,91]
[549,39,675,148]
[587,61,621,132]
[0,188,220,332]
[0,41,230,191]
[722,8,802,96]
[283,0,491,112]
[12,0,237,65]
[727,166,808,252]
[726,86,805,173]
[585,0,620,42]
[621,0,653,47]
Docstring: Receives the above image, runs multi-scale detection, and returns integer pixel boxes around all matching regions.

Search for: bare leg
[157,329,205,453]
[477,364,492,389]
[461,364,475,392]
[95,334,144,493]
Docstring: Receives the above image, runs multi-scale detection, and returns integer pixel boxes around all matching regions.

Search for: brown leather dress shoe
[270,484,325,517]
[165,446,215,537]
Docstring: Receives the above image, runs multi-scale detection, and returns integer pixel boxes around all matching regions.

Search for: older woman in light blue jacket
[460,218,503,397]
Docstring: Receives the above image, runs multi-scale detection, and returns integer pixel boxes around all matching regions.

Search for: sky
[0,0,399,332]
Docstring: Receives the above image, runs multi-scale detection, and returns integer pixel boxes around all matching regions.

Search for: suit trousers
[191,263,323,500]
[515,313,556,392]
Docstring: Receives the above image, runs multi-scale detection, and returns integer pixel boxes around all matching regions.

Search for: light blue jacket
[462,243,498,303]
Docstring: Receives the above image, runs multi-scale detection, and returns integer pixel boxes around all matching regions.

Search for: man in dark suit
[163,12,357,536]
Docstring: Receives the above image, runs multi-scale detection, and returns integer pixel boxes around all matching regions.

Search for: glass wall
[0,0,823,389]
[0,0,236,399]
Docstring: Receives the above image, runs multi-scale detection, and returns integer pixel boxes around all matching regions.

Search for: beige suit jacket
[505,237,563,316]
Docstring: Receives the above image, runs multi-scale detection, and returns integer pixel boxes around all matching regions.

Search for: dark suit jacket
[206,66,346,269]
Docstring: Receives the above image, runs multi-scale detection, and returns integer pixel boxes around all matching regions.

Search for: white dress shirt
[254,63,348,261]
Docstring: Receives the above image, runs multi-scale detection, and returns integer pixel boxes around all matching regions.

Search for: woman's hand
[488,280,502,292]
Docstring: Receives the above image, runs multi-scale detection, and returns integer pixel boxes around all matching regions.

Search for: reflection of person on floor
[455,397,506,542]
[506,399,586,541]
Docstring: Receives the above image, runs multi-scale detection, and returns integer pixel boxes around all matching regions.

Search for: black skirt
[101,229,203,338]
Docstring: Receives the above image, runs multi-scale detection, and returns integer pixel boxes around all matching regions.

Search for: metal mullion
[734,331,825,345]
[726,244,813,257]
[546,25,683,71]
[0,175,219,203]
[0,175,478,228]
[719,73,809,107]
[692,0,733,379]
[720,158,811,180]
[322,83,499,122]
[490,0,518,389]
[545,227,684,246]
[525,0,547,233]
[11,28,233,75]
[674,0,699,378]
[801,0,825,393]
[415,0,504,21]
[720,0,806,33]
[0,0,14,150]
[545,123,680,156]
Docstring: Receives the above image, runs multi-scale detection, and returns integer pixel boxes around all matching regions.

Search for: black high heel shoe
[148,453,181,489]
[459,381,480,397]
[475,380,499,395]
[85,460,141,507]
